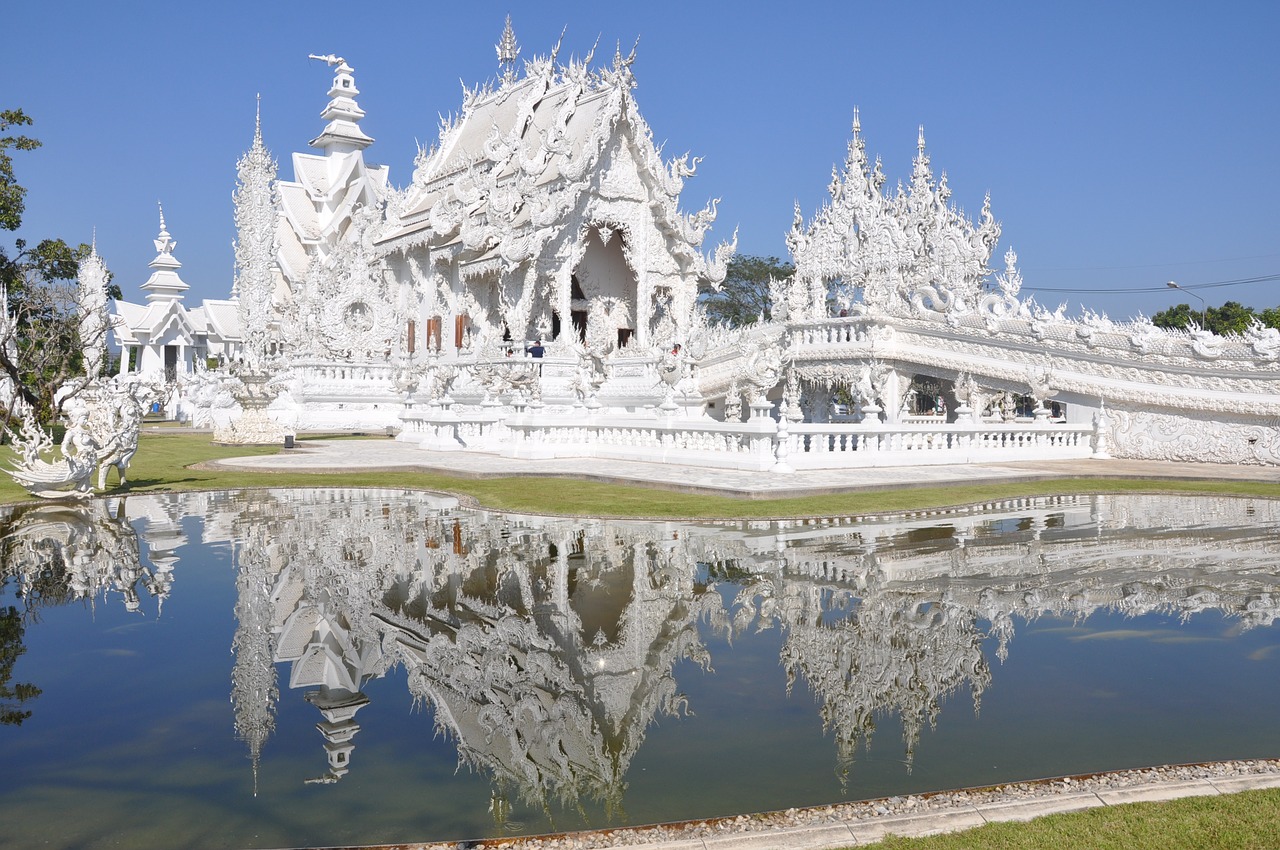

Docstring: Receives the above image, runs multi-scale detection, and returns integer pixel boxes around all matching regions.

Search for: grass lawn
[1,431,1276,517]
[858,787,1280,849]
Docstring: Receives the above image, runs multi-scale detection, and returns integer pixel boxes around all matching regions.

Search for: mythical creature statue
[1245,320,1280,360]
[64,378,154,489]
[5,409,99,499]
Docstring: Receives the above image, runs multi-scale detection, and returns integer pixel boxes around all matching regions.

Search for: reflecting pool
[3,490,1280,849]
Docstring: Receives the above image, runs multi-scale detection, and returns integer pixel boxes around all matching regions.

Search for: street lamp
[1166,281,1207,329]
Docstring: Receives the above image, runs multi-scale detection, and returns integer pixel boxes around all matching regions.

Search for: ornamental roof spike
[496,15,521,83]
[549,25,567,66]
[154,202,175,257]
[911,125,932,185]
[605,36,639,87]
[582,34,600,67]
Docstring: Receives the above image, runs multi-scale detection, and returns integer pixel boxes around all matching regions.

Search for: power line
[1022,272,1280,295]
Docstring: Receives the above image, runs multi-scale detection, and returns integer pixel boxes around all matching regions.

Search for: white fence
[782,422,1094,469]
[401,406,1097,472]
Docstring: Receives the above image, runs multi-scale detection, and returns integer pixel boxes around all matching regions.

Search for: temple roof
[377,34,726,279]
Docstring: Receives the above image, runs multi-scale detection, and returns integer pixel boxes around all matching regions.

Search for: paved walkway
[207,436,1280,499]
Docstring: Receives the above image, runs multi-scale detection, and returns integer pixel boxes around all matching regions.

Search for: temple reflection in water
[3,490,1279,820]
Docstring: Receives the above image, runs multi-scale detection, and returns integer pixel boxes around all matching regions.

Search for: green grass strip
[860,786,1280,849]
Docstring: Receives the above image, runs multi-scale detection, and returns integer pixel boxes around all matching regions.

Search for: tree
[1,110,118,424]
[1151,299,1277,336]
[0,110,39,231]
[699,254,793,327]
[1151,302,1197,331]
[1206,301,1257,335]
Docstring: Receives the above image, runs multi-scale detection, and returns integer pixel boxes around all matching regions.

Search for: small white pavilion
[111,207,242,416]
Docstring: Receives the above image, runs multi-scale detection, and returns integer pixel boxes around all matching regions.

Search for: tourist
[527,339,545,358]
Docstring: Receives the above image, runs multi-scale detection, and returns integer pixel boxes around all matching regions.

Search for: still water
[2,490,1280,849]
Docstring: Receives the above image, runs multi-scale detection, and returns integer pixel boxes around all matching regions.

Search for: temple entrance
[572,228,638,349]
[164,345,178,383]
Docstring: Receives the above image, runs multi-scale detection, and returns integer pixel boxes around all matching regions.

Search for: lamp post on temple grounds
[1167,281,1207,329]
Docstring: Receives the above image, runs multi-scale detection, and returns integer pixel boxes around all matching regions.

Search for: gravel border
[384,759,1280,850]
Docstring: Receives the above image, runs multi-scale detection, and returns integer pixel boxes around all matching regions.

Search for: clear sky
[9,1,1279,320]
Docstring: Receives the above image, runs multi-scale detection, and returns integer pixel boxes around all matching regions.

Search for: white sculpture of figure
[854,365,879,418]
[723,379,742,422]
[5,409,98,499]
[953,371,979,421]
[91,380,150,489]
[1092,400,1112,459]
[1025,368,1054,420]
[738,341,782,408]
[1245,320,1280,360]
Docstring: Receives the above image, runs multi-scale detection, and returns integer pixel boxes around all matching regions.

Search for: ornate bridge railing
[401,406,1096,472]
[781,422,1094,469]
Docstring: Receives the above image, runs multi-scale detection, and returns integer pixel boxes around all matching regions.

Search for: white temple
[104,20,1280,466]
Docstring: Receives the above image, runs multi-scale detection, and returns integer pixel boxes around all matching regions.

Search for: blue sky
[9,1,1279,319]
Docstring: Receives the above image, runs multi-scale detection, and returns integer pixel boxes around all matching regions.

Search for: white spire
[234,101,281,368]
[496,15,520,83]
[140,203,190,303]
[76,239,111,377]
[307,54,374,153]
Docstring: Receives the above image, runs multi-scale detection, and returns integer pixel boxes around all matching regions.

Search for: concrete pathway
[206,437,1280,499]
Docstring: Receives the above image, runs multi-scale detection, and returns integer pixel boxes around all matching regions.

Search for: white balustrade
[786,422,1092,468]
[401,404,1095,471]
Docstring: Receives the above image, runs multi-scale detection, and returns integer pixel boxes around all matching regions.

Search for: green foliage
[1,110,41,232]
[699,254,794,327]
[0,110,103,421]
[1208,300,1257,335]
[1152,300,1280,335]
[1151,302,1196,330]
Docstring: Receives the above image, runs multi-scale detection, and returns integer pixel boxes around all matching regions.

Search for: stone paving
[202,437,1280,848]
[205,436,1280,499]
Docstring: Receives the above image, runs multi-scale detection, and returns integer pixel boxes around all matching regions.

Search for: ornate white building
[111,207,241,420]
[121,20,1278,466]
